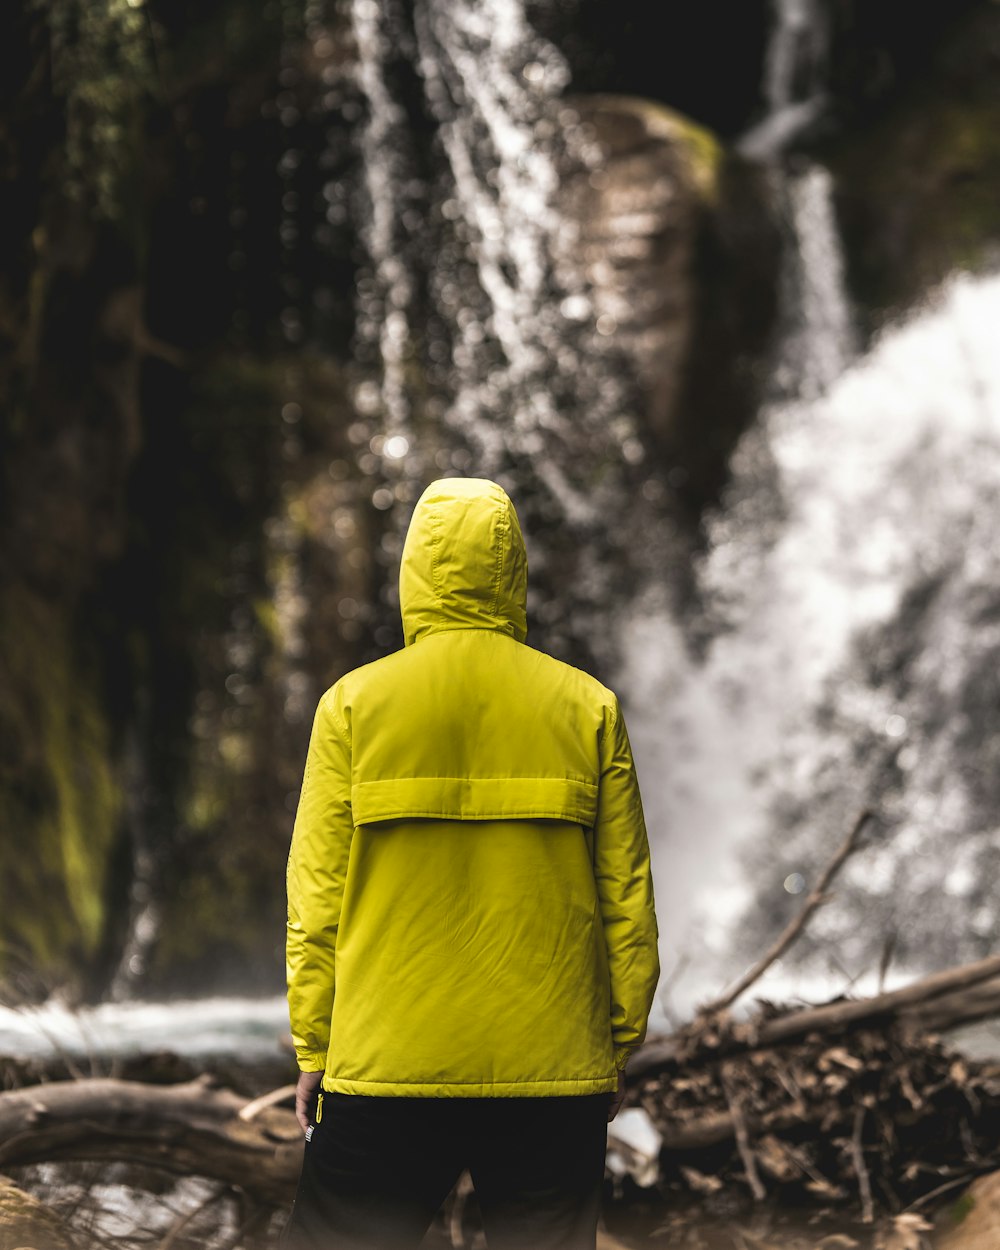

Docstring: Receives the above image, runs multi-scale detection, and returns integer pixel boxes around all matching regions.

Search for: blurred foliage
[829,3,1000,335]
[0,581,121,988]
[28,0,152,224]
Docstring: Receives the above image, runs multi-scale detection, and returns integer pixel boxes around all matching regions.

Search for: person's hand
[294,1069,324,1133]
[608,1069,627,1122]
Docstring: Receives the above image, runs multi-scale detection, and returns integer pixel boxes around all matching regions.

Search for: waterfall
[345,0,662,660]
[736,0,854,398]
[624,257,1000,1015]
[738,0,831,161]
[774,164,855,399]
[619,4,1000,1017]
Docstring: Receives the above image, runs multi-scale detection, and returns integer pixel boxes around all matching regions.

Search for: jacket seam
[354,811,593,821]
[324,1074,617,1086]
[491,501,505,620]
[431,505,444,603]
[354,775,597,785]
[318,688,352,744]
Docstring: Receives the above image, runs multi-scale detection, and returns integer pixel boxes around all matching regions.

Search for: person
[280,476,659,1250]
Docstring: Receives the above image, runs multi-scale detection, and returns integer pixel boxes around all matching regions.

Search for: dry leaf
[873,1212,934,1250]
[804,1177,848,1200]
[755,1133,801,1181]
[679,1165,723,1194]
[819,1046,865,1072]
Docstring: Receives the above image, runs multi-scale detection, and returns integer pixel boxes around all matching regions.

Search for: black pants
[279,1092,610,1250]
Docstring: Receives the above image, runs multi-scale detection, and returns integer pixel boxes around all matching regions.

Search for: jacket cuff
[296,1053,328,1073]
[613,1045,633,1074]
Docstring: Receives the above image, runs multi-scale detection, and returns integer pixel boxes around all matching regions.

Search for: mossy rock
[572,93,724,203]
[935,1170,1000,1248]
[0,1173,83,1250]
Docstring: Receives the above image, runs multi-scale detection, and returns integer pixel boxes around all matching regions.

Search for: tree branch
[702,808,875,1015]
[0,1076,302,1206]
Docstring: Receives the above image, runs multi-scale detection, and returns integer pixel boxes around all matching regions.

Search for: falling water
[776,163,856,399]
[350,0,421,459]
[627,266,1000,1017]
[345,0,663,658]
[616,0,999,1017]
[738,0,831,161]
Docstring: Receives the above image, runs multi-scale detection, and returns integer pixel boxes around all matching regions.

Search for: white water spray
[623,268,1000,1014]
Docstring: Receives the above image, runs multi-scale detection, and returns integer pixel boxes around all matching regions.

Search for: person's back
[282,477,660,1249]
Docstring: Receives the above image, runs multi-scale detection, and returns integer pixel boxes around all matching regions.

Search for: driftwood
[628,954,1000,1152]
[631,950,1000,1082]
[0,1073,302,1206]
[628,1012,1000,1230]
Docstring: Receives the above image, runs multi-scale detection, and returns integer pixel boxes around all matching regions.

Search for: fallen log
[629,950,1000,1080]
[0,1073,302,1206]
[620,998,1000,1243]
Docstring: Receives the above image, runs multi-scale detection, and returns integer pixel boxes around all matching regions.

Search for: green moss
[0,581,122,986]
[253,597,281,646]
[948,1189,976,1225]
[609,95,724,203]
[0,1173,78,1250]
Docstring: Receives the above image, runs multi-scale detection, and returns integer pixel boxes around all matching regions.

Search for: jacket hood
[399,478,528,647]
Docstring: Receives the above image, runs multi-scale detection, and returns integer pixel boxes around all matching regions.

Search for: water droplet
[560,295,590,321]
[383,435,409,460]
[354,382,381,415]
[622,438,645,465]
[372,487,394,510]
[783,873,806,894]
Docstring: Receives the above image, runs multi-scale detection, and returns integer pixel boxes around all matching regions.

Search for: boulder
[0,1174,81,1250]
[555,94,723,445]
[934,1170,1000,1250]
[555,94,781,514]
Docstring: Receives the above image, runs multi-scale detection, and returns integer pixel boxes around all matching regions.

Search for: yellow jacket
[286,477,659,1096]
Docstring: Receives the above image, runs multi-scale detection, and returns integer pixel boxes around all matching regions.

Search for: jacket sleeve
[285,687,354,1072]
[594,695,660,1073]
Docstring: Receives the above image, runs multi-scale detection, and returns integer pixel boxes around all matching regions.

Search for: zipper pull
[316,1089,324,1123]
